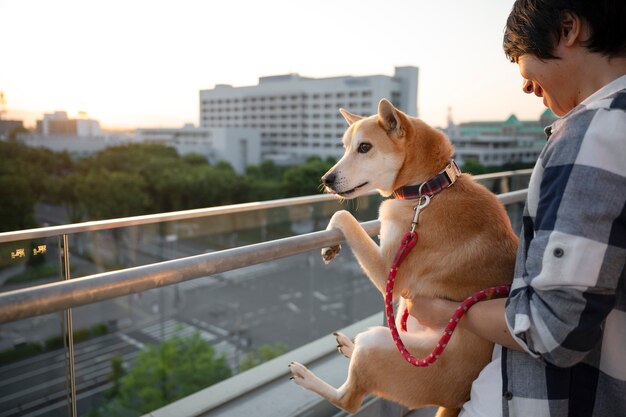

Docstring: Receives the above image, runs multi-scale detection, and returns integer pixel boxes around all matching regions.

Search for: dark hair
[503,0,626,62]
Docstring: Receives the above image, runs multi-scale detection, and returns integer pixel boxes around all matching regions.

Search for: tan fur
[289,99,518,415]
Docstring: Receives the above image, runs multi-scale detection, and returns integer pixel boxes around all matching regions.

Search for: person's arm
[503,105,626,367]
[405,295,525,352]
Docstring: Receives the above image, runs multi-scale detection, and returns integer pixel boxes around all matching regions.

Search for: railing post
[60,234,77,417]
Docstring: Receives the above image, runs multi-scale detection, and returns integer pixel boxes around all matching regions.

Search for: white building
[135,125,261,174]
[199,66,418,160]
[16,133,135,158]
[445,109,557,168]
[37,111,102,137]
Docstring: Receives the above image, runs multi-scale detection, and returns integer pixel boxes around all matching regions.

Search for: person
[406,1,626,416]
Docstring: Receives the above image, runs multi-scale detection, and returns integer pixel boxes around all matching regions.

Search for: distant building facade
[135,125,261,174]
[445,109,557,167]
[199,66,419,160]
[36,111,101,137]
[0,119,24,139]
[16,133,135,158]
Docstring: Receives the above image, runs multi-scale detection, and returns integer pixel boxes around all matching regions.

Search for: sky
[0,0,546,130]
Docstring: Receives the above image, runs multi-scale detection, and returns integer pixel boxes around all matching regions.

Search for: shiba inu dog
[289,99,518,417]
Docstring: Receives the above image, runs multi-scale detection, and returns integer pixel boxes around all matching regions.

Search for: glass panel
[0,185,525,416]
[0,237,72,417]
[72,195,382,415]
[69,194,382,274]
[76,249,382,416]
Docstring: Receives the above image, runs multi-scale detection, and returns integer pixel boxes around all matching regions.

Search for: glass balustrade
[0,170,531,417]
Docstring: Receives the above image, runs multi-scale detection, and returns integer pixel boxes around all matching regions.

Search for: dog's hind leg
[334,332,354,358]
[289,362,366,413]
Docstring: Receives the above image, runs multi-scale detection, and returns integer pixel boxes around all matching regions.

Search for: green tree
[91,333,232,416]
[245,160,286,181]
[75,170,151,220]
[239,342,289,372]
[461,160,487,175]
[0,175,37,232]
[107,355,126,399]
[181,152,208,166]
[282,157,334,197]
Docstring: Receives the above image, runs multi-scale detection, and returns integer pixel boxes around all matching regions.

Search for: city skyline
[1,0,545,130]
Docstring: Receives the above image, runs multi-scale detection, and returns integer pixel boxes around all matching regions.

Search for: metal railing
[0,189,527,324]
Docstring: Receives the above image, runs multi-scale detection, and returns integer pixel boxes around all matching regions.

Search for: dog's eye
[357,143,372,154]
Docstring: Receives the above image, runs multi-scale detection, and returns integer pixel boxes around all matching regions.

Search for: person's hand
[405,295,458,329]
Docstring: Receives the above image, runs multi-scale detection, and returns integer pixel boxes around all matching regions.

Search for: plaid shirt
[503,74,626,417]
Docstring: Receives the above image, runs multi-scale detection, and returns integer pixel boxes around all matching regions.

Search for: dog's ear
[339,108,364,125]
[377,99,405,138]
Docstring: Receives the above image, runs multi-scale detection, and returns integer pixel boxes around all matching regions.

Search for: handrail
[0,169,531,243]
[0,189,527,324]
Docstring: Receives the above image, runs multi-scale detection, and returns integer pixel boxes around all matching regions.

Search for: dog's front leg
[321,210,388,292]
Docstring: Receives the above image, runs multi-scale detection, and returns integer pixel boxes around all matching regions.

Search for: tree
[107,355,126,399]
[90,333,232,416]
[0,173,37,232]
[239,342,289,372]
[461,160,487,175]
[282,158,334,197]
[75,170,151,220]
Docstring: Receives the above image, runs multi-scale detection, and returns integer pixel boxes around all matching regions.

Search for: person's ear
[560,11,582,47]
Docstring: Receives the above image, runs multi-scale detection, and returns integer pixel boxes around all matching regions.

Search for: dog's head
[321,99,452,198]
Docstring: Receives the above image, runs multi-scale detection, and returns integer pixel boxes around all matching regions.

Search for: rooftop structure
[36,111,102,137]
[446,109,557,167]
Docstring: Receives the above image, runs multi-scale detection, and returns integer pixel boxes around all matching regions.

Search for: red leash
[385,230,511,367]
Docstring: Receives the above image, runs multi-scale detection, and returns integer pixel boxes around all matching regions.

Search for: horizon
[1,0,545,130]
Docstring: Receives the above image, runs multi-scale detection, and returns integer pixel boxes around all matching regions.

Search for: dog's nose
[322,173,336,187]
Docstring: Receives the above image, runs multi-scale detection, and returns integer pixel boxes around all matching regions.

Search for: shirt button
[503,391,513,400]
[553,248,564,258]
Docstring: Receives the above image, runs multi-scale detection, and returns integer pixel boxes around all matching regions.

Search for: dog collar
[393,160,461,200]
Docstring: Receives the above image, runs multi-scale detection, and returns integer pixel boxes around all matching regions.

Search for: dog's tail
[435,407,461,417]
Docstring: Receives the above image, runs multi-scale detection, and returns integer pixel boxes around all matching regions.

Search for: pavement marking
[321,302,344,311]
[118,333,145,349]
[286,302,301,313]
[313,291,330,302]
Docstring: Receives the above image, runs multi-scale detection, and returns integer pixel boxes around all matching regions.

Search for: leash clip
[410,194,430,234]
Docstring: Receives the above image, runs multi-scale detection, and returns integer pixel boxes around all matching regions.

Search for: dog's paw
[321,245,341,264]
[289,361,322,390]
[334,332,354,358]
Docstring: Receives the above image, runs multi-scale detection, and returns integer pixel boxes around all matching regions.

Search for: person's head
[504,0,626,63]
[503,0,626,116]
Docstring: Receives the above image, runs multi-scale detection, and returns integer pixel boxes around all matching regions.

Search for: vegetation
[89,332,232,416]
[0,141,336,233]
[0,138,534,234]
[239,342,289,371]
[0,323,109,365]
[4,262,58,285]
[461,160,535,175]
